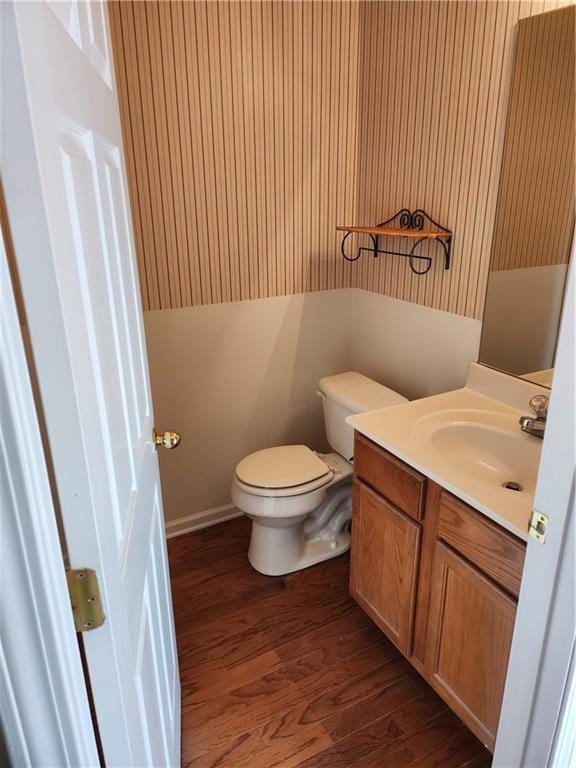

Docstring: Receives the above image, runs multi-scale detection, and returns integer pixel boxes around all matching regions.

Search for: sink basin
[414,409,542,495]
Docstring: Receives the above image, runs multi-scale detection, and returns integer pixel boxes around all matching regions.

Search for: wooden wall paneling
[450,1,485,318]
[484,4,575,274]
[161,1,192,307]
[352,1,574,320]
[136,2,172,308]
[216,2,239,303]
[111,2,155,309]
[227,2,248,302]
[110,0,573,316]
[316,3,334,294]
[171,2,200,306]
[460,0,498,319]
[405,0,430,310]
[198,1,224,303]
[281,0,293,294]
[266,0,276,296]
[151,1,180,306]
[313,0,322,293]
[470,0,516,317]
[328,2,339,291]
[418,0,445,313]
[181,3,211,305]
[342,0,360,296]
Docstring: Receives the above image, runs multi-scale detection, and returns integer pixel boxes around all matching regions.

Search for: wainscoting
[146,288,481,526]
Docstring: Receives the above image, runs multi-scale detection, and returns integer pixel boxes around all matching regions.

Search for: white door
[2,2,181,765]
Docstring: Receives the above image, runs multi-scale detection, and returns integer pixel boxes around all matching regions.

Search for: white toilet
[231,372,407,576]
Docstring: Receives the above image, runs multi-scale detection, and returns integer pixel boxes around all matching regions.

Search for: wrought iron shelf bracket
[337,208,452,276]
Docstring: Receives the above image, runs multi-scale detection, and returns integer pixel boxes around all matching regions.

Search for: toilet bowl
[231,372,408,576]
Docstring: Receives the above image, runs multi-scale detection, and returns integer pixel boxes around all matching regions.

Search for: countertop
[347,387,542,542]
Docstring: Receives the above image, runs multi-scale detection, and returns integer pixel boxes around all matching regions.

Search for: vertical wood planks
[110,0,573,319]
[110,0,361,310]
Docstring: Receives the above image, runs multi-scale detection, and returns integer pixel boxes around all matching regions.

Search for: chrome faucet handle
[529,394,549,419]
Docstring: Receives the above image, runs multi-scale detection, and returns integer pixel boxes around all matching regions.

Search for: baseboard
[165,503,242,539]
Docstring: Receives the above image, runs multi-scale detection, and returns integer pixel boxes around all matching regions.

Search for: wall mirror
[479,5,575,388]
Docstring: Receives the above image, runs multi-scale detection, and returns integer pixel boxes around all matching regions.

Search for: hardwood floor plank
[403,728,490,767]
[182,635,401,751]
[183,727,263,768]
[355,709,471,768]
[461,753,494,768]
[183,649,283,704]
[169,518,491,768]
[276,609,385,663]
[322,672,428,742]
[294,688,451,768]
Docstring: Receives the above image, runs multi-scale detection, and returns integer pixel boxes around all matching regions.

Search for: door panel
[7,2,181,765]
[48,0,112,85]
[426,542,516,750]
[350,480,421,655]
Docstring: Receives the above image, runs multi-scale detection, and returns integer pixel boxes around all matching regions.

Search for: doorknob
[153,429,181,449]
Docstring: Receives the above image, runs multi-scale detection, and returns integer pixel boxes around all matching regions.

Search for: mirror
[479,5,575,388]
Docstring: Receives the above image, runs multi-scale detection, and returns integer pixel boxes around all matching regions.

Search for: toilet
[231,372,408,576]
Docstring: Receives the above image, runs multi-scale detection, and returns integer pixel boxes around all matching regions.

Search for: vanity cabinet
[426,542,517,747]
[350,481,421,656]
[351,432,526,751]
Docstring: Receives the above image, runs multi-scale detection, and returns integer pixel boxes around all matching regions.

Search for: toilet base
[248,524,351,577]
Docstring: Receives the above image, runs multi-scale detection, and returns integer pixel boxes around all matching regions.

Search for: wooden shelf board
[337,225,450,240]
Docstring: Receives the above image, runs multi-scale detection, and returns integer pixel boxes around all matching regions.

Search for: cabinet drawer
[354,433,426,521]
[437,492,526,598]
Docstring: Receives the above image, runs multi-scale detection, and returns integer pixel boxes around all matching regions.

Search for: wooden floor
[168,517,492,768]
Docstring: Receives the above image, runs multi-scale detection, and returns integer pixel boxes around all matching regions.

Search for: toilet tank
[318,372,408,461]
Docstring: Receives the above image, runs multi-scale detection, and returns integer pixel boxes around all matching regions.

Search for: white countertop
[347,386,542,541]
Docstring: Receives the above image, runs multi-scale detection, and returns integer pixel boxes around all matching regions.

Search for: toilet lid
[235,445,331,489]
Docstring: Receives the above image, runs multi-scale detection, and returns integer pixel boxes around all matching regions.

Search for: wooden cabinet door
[350,481,421,656]
[426,542,517,750]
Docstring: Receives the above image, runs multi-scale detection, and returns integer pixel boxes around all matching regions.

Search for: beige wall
[145,290,351,524]
[146,288,482,525]
[349,290,482,401]
[479,263,568,374]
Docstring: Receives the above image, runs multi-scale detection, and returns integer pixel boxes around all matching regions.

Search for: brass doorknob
[153,429,181,449]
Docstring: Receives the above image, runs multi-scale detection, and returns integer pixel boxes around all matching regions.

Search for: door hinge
[528,510,549,544]
[66,569,106,632]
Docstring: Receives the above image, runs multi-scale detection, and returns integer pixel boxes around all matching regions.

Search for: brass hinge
[66,569,106,632]
[528,510,549,544]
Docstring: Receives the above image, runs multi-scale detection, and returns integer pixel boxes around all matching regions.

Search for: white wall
[349,289,483,400]
[145,290,351,527]
[480,264,568,375]
[145,287,483,530]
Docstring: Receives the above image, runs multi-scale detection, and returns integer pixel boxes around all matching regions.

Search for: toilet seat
[234,445,334,498]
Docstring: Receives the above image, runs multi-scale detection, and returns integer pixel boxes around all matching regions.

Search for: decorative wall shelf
[337,209,452,275]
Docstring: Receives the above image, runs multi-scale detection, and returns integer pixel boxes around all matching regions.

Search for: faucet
[519,395,549,439]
